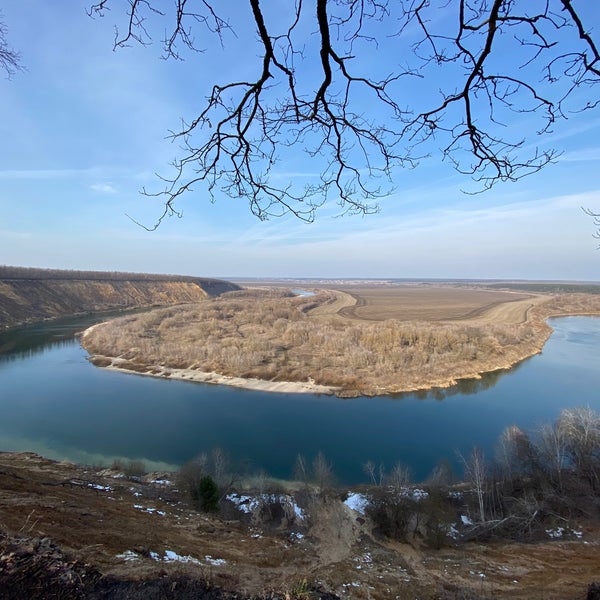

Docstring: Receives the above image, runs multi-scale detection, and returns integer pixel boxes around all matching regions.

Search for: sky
[1,2,599,281]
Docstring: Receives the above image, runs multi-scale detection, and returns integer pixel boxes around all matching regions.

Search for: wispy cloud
[90,183,117,194]
[0,168,102,180]
[562,148,600,163]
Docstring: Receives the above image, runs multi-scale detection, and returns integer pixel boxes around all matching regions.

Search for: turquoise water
[0,316,599,484]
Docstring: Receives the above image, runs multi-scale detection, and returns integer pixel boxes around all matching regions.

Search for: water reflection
[384,360,527,402]
[0,309,148,361]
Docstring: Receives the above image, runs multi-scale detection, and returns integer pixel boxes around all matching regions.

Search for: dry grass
[81,286,600,396]
[331,285,531,321]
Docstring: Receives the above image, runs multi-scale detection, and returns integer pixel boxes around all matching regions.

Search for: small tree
[387,461,412,492]
[312,452,334,492]
[196,475,220,512]
[460,447,488,523]
[293,454,310,488]
[538,421,568,492]
[560,407,600,491]
[363,460,385,487]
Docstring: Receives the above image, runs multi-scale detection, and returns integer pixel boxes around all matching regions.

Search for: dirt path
[457,294,550,325]
[305,290,357,317]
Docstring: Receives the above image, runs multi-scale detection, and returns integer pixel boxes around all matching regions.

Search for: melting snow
[226,493,305,520]
[546,527,565,538]
[119,549,226,566]
[133,504,166,516]
[164,550,201,565]
[409,488,429,501]
[87,483,113,492]
[546,526,583,539]
[461,515,473,526]
[116,550,139,561]
[448,524,460,540]
[344,493,369,514]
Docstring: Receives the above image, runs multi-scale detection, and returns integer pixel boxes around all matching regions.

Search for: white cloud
[90,183,117,194]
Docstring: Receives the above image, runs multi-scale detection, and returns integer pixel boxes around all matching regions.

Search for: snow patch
[546,527,565,538]
[408,488,429,501]
[164,550,201,565]
[116,550,139,561]
[87,483,113,492]
[226,493,305,521]
[120,549,227,566]
[344,492,369,514]
[546,526,583,539]
[133,504,166,516]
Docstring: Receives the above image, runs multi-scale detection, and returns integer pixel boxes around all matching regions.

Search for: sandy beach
[87,353,339,395]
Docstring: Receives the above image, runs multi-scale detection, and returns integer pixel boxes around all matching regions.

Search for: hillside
[0,266,241,329]
[0,452,599,599]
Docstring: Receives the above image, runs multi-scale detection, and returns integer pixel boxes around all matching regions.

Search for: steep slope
[0,267,241,329]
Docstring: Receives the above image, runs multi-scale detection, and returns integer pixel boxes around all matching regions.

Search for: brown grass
[81,287,600,396]
[332,285,531,321]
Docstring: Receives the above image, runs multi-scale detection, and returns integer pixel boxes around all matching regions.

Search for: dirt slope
[0,453,598,599]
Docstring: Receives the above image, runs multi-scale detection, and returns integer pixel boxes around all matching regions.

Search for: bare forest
[82,287,600,396]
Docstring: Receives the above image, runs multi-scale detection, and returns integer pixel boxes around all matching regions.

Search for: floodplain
[82,280,600,396]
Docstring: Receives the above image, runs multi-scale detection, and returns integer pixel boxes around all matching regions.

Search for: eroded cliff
[0,267,240,329]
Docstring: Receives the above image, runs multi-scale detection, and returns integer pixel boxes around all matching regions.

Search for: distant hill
[0,266,241,329]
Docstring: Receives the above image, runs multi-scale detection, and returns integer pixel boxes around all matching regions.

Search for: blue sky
[1,2,599,280]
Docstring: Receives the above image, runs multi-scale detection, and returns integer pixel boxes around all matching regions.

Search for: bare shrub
[387,462,412,491]
[177,447,236,510]
[111,459,146,479]
[312,452,335,493]
[458,448,487,522]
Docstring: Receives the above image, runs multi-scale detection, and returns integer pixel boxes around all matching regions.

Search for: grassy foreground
[81,287,600,396]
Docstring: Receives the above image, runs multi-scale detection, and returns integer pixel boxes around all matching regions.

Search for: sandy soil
[1,452,598,599]
[94,356,339,395]
[304,290,357,319]
[463,294,550,324]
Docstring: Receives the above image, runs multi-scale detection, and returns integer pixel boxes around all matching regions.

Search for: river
[0,315,599,484]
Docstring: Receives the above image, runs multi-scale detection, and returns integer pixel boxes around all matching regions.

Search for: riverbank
[84,332,549,397]
[88,354,339,395]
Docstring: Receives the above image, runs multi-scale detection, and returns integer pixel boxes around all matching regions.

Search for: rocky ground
[0,452,599,599]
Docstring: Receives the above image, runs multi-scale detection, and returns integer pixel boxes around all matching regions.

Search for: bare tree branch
[582,207,600,246]
[87,0,600,226]
[0,13,23,78]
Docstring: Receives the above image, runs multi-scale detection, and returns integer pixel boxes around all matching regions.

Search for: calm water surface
[0,315,599,484]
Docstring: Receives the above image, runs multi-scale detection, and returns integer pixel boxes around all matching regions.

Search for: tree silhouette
[88,1,599,226]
